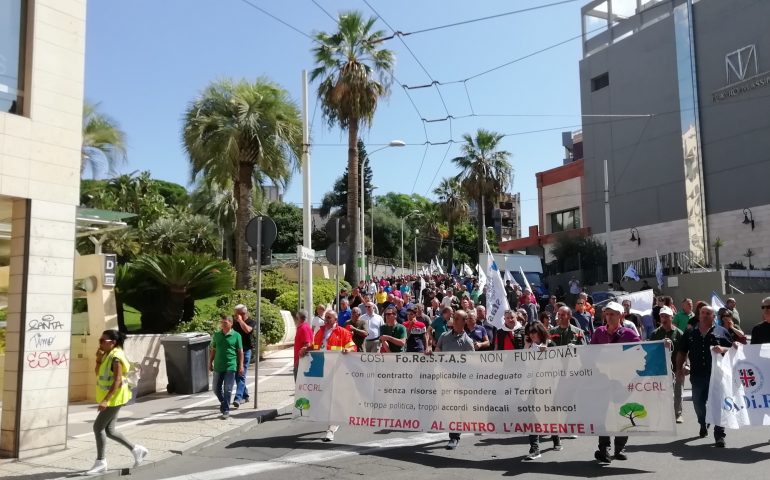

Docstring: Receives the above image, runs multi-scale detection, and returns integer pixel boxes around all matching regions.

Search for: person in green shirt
[430,306,452,348]
[549,306,586,346]
[209,315,243,419]
[649,306,684,423]
[673,298,694,331]
[380,307,407,352]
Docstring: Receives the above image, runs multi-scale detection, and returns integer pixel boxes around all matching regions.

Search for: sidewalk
[0,348,297,479]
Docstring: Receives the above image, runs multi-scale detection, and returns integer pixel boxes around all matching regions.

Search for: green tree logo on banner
[295,397,311,416]
[619,403,647,429]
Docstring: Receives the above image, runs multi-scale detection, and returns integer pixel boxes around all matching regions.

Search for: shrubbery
[215,290,285,345]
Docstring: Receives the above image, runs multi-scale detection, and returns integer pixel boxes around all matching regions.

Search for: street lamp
[414,228,419,276]
[360,140,405,281]
[401,210,422,275]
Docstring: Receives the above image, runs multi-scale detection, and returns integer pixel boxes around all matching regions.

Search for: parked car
[590,290,629,326]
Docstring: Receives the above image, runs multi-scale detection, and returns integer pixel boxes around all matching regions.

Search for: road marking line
[72,360,293,438]
[154,432,446,480]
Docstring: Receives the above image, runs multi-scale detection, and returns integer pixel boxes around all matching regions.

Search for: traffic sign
[298,245,315,262]
[245,216,277,249]
[325,217,349,242]
[326,242,349,265]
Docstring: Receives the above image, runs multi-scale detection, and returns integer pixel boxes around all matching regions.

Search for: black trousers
[598,436,627,451]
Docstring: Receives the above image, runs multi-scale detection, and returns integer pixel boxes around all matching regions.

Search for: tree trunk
[448,219,455,270]
[235,161,253,289]
[345,121,359,286]
[476,194,484,254]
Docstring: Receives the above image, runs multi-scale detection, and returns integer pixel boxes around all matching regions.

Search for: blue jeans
[234,349,251,402]
[691,375,725,439]
[213,370,236,414]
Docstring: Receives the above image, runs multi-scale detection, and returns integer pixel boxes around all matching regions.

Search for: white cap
[603,301,624,314]
[659,306,674,316]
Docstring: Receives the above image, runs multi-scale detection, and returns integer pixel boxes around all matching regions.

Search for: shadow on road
[626,436,770,464]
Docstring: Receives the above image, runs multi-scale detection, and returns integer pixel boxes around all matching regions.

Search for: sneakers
[132,445,149,467]
[445,437,459,450]
[614,449,628,460]
[553,443,563,452]
[715,437,726,448]
[86,459,107,475]
[676,415,684,424]
[232,400,240,410]
[594,448,612,465]
[219,411,229,420]
[526,447,541,460]
[323,429,335,442]
[699,424,708,438]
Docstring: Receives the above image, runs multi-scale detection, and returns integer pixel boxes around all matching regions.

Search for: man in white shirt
[360,302,384,352]
[441,288,456,308]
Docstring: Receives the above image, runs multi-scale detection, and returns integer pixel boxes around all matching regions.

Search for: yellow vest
[96,347,132,406]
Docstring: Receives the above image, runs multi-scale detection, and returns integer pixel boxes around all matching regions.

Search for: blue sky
[84,0,588,232]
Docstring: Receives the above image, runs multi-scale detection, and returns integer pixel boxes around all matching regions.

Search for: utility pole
[301,70,313,311]
[604,159,613,285]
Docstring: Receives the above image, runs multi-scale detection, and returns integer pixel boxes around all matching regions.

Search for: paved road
[128,413,770,480]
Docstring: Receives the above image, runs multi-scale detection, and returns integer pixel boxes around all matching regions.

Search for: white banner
[295,343,675,435]
[707,345,770,428]
[617,289,655,315]
[485,253,509,329]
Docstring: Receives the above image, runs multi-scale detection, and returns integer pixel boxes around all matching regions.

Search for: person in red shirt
[299,309,355,442]
[404,307,430,353]
[293,310,313,380]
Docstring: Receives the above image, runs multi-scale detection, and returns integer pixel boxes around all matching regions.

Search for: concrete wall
[694,0,770,215]
[580,11,685,235]
[0,0,86,458]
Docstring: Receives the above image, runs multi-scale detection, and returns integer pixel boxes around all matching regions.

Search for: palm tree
[434,177,469,269]
[311,11,395,285]
[182,78,302,289]
[452,129,513,254]
[82,101,127,179]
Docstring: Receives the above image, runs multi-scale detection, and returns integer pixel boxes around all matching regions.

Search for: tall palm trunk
[476,194,485,254]
[235,161,253,289]
[448,219,455,270]
[346,120,359,285]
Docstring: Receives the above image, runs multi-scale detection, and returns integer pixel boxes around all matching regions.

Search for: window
[591,72,610,92]
[0,0,27,115]
[549,208,581,233]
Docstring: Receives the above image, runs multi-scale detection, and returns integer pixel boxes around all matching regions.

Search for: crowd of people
[290,273,770,464]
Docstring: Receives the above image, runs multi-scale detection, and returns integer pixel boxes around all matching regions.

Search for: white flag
[477,264,487,294]
[462,263,473,277]
[623,265,640,281]
[429,259,436,274]
[436,260,444,275]
[485,253,510,329]
[707,346,751,429]
[519,266,532,292]
[504,269,516,285]
[711,291,726,312]
[655,251,664,289]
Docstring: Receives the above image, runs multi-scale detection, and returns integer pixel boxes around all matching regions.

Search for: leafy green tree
[550,234,607,274]
[319,139,374,218]
[266,202,303,253]
[311,11,395,285]
[434,177,469,269]
[143,211,219,255]
[452,129,513,253]
[82,101,127,179]
[153,179,190,208]
[619,403,647,427]
[183,78,302,290]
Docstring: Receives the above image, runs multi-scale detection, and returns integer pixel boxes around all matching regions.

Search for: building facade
[492,192,521,242]
[580,0,770,270]
[500,132,590,262]
[1,0,85,458]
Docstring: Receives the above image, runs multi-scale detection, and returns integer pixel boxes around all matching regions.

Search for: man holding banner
[590,301,640,465]
[675,305,732,447]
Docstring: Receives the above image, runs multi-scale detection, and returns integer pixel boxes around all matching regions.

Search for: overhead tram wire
[424,143,454,197]
[237,0,312,39]
[362,0,454,193]
[377,0,581,41]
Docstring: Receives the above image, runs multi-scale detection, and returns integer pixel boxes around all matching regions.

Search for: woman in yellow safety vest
[86,330,149,475]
